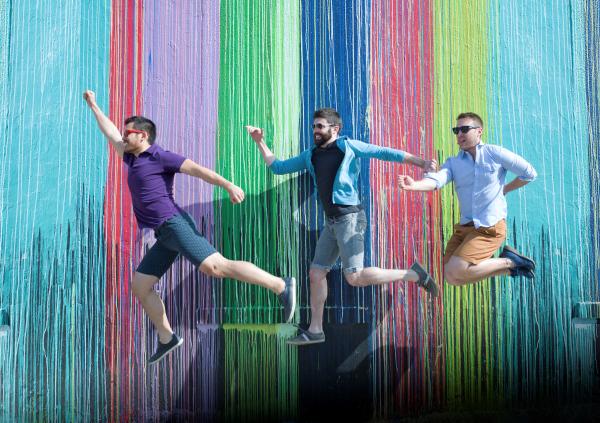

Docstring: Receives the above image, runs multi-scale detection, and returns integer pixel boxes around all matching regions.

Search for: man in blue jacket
[246,108,438,345]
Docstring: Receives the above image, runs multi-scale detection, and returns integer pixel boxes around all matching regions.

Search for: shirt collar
[458,141,485,158]
[311,135,347,151]
[139,143,160,157]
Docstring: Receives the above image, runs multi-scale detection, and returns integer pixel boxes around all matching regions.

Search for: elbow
[268,162,283,175]
[523,167,538,182]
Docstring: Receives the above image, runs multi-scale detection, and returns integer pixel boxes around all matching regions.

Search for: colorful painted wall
[0,0,598,421]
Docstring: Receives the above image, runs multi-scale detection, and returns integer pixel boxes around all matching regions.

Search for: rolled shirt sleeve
[424,160,454,189]
[489,145,537,181]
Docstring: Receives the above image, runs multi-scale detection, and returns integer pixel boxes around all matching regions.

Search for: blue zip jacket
[269,136,406,205]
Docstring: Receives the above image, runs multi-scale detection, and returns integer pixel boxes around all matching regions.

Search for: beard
[313,129,333,147]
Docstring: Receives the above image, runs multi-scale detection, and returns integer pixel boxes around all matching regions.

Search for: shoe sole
[284,277,296,323]
[503,245,536,270]
[148,337,184,365]
[287,338,325,346]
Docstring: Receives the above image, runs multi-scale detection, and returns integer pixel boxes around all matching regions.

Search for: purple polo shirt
[123,144,187,229]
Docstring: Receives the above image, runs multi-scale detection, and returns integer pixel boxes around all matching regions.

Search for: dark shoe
[278,277,296,323]
[287,328,325,345]
[411,262,439,297]
[511,266,535,279]
[148,333,183,365]
[499,245,535,277]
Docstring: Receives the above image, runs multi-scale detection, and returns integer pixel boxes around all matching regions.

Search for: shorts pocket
[475,226,497,237]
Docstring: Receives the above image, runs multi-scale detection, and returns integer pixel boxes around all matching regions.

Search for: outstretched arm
[348,140,438,172]
[398,175,437,192]
[180,159,245,204]
[82,90,126,157]
[245,126,277,166]
[403,152,438,172]
[245,125,308,175]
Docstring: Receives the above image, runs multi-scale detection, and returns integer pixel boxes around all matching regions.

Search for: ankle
[158,331,173,344]
[275,279,286,295]
[308,325,323,334]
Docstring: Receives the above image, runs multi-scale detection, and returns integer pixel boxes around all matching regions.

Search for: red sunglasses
[123,128,147,137]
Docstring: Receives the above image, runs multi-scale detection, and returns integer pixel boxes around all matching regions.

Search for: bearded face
[313,118,337,147]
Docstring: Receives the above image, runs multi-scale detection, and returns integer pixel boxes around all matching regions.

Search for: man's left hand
[423,159,438,172]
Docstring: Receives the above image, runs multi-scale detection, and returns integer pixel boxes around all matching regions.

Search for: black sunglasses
[312,123,337,129]
[452,125,481,134]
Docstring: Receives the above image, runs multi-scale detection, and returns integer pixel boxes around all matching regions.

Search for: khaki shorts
[443,220,506,265]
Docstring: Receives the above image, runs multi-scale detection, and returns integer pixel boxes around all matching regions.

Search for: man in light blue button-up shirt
[399,112,537,286]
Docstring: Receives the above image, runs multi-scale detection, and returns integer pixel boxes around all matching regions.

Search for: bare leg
[444,255,512,286]
[308,268,329,333]
[199,253,286,294]
[131,272,173,343]
[344,267,419,287]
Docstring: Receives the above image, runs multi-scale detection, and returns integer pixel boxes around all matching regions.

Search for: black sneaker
[278,277,296,323]
[411,262,439,297]
[148,333,183,365]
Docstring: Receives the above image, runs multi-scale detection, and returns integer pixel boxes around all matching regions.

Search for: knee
[131,275,153,300]
[200,255,229,279]
[344,272,364,287]
[444,265,466,286]
[309,268,328,284]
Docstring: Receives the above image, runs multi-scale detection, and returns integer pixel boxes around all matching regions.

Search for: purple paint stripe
[143,1,219,223]
[140,1,221,418]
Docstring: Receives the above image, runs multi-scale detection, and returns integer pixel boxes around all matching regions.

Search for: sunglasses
[452,125,481,135]
[312,123,337,130]
[123,128,147,137]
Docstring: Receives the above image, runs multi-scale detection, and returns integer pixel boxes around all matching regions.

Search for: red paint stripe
[370,0,444,413]
[106,0,143,420]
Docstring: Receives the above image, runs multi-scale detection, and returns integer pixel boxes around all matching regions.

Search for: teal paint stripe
[0,1,109,420]
[488,0,595,402]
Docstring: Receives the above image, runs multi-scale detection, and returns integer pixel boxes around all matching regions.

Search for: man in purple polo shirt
[83,90,295,364]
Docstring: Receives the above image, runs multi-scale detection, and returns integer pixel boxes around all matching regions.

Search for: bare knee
[444,272,463,286]
[444,262,467,286]
[309,268,328,284]
[131,273,159,300]
[344,271,364,287]
[199,254,230,279]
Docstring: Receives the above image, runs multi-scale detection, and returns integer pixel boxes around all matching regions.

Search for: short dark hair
[124,115,157,144]
[457,112,483,128]
[313,108,343,130]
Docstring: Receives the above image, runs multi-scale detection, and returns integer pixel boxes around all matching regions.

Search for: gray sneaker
[287,328,325,345]
[411,262,439,297]
[278,277,296,323]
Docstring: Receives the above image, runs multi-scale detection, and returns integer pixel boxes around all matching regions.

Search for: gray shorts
[311,210,367,274]
[137,212,217,278]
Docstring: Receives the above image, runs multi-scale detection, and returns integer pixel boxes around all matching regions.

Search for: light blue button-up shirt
[425,143,537,228]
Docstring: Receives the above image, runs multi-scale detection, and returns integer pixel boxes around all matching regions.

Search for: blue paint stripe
[301,0,372,324]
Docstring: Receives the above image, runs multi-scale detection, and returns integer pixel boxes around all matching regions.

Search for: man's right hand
[245,125,264,144]
[83,90,96,107]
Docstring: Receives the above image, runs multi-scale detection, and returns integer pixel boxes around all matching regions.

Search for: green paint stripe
[216,0,302,324]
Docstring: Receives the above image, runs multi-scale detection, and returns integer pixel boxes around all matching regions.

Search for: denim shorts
[137,212,217,278]
[311,210,367,274]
